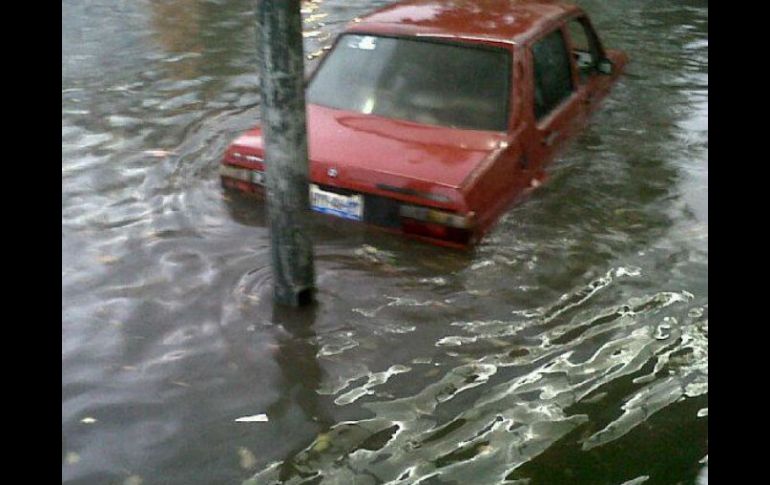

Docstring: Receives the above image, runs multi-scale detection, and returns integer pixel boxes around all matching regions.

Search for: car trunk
[307,103,506,189]
[226,104,506,205]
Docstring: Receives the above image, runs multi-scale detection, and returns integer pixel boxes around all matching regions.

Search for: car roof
[346,0,582,45]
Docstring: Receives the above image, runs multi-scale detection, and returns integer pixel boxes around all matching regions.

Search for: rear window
[307,34,511,131]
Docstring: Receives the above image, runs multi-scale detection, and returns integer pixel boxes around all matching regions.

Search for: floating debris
[97,255,118,265]
[411,357,432,365]
[238,447,258,470]
[313,433,331,453]
[235,414,269,423]
[124,475,143,485]
[355,244,397,267]
[143,149,175,158]
[65,452,80,465]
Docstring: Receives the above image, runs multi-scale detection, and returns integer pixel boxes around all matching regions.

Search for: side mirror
[597,58,614,75]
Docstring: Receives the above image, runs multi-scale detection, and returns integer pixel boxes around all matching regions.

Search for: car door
[525,24,583,174]
[565,14,613,116]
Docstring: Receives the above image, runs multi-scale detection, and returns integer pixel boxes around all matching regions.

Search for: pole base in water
[274,286,315,307]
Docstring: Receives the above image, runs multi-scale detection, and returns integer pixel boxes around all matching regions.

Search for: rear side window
[567,17,602,83]
[532,29,574,120]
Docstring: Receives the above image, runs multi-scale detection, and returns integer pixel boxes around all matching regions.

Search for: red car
[220,0,628,248]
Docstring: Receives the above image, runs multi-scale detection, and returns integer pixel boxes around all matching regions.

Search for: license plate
[309,184,364,221]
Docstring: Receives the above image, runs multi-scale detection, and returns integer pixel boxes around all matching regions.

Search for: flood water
[62,1,708,484]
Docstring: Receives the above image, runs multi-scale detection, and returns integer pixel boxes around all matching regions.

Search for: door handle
[542,130,560,147]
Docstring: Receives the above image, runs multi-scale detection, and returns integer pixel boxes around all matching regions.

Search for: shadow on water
[268,304,334,428]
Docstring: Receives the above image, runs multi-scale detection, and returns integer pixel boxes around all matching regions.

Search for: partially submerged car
[220,0,628,248]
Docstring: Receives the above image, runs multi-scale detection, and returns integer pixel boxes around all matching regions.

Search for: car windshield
[307,34,511,131]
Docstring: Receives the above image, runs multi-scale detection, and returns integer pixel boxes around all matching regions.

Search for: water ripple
[63,0,707,483]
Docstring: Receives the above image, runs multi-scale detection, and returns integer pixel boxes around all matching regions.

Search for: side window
[567,17,602,82]
[532,29,574,120]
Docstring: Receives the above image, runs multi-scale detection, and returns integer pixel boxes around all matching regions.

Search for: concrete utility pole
[256,0,315,306]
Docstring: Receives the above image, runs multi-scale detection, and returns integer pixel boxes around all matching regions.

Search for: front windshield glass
[307,34,511,132]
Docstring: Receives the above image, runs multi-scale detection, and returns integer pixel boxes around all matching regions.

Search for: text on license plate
[309,184,364,221]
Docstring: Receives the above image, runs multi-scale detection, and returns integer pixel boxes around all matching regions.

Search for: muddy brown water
[62,1,707,483]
